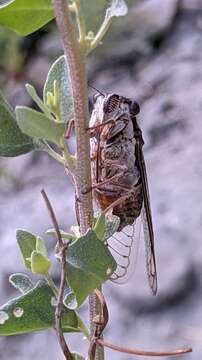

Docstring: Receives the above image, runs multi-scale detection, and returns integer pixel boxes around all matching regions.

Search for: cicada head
[103,93,131,122]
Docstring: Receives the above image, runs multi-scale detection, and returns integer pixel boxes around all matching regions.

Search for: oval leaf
[16,106,65,145]
[66,230,117,307]
[36,236,48,257]
[0,90,35,156]
[43,55,73,124]
[31,251,51,275]
[0,281,79,335]
[16,230,37,269]
[9,273,34,294]
[0,0,54,36]
[93,213,105,241]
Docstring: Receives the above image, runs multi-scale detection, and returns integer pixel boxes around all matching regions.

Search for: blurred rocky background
[0,0,202,359]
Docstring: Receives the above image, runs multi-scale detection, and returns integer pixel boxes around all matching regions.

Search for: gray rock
[129,0,180,38]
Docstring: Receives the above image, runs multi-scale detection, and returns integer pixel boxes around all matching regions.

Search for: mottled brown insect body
[89,92,157,294]
[90,93,142,228]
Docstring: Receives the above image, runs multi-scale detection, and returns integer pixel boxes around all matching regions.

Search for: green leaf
[77,317,90,340]
[0,281,80,335]
[93,213,105,241]
[36,236,48,257]
[104,215,120,241]
[31,251,51,275]
[16,106,65,145]
[72,354,85,360]
[66,230,117,307]
[0,0,54,36]
[43,55,73,124]
[16,230,37,269]
[25,83,53,120]
[0,90,35,156]
[9,273,34,294]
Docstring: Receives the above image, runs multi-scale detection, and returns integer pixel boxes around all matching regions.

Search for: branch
[41,189,63,247]
[41,189,72,360]
[88,289,109,360]
[88,16,112,54]
[55,242,71,360]
[74,0,86,42]
[96,339,192,357]
[52,0,92,236]
[52,1,102,359]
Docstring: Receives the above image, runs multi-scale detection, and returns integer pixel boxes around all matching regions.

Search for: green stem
[88,17,113,54]
[43,141,65,165]
[74,0,86,43]
[60,138,76,173]
[45,273,59,297]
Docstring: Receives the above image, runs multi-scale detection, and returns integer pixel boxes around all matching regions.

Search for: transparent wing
[136,139,157,295]
[107,218,141,284]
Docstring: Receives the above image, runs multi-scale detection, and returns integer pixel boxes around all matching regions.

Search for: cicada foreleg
[82,162,128,194]
[86,118,116,137]
[64,118,75,139]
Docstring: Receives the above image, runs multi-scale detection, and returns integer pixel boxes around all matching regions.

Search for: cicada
[89,91,157,295]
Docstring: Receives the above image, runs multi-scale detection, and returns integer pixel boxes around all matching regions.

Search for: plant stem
[41,189,72,360]
[45,273,59,297]
[88,17,113,54]
[52,0,92,230]
[52,1,104,359]
[60,138,76,172]
[43,141,65,165]
[74,0,86,43]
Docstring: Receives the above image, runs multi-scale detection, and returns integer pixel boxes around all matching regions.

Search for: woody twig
[88,289,109,360]
[96,339,192,357]
[41,189,72,360]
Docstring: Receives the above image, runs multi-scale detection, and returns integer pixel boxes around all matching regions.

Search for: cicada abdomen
[89,91,157,295]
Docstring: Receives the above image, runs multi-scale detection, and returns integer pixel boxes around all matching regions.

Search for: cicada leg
[64,118,74,139]
[86,118,116,137]
[82,170,128,195]
[102,159,127,171]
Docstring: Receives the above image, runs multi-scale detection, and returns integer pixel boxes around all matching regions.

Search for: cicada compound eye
[130,100,140,115]
[103,94,120,114]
